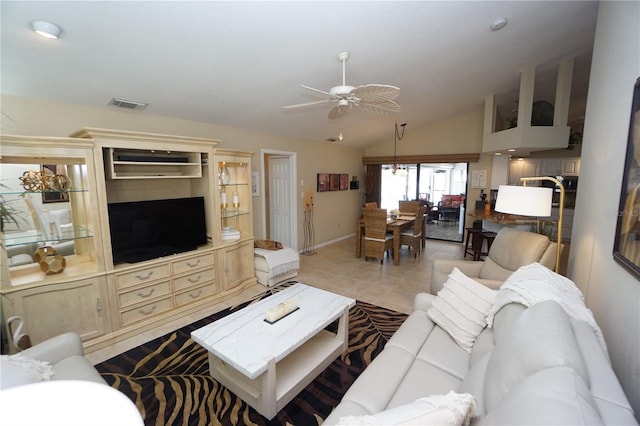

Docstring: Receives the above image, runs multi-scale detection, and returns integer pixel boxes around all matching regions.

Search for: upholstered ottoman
[254,246,299,286]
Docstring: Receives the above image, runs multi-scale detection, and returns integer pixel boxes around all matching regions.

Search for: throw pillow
[0,354,54,390]
[427,267,497,353]
[337,391,478,426]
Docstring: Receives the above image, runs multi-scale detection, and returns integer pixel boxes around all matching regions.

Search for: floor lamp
[494,176,565,272]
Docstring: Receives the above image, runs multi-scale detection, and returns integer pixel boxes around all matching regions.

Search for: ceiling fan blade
[281,99,334,109]
[328,102,352,119]
[351,84,400,102]
[358,100,401,115]
[300,84,335,97]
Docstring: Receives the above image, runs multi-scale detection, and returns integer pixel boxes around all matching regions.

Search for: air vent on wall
[108,98,148,110]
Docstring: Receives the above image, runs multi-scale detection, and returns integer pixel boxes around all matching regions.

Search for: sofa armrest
[430,259,484,295]
[413,293,437,312]
[20,332,84,364]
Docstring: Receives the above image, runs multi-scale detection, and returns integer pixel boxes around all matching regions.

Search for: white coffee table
[191,283,355,419]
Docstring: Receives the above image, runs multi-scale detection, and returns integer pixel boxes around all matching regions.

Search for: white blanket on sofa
[485,262,608,356]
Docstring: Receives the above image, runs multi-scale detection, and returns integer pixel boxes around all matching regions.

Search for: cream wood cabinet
[2,276,110,344]
[508,159,540,184]
[216,240,255,291]
[213,149,257,291]
[2,129,257,354]
[1,135,108,351]
[540,157,581,176]
[109,248,216,330]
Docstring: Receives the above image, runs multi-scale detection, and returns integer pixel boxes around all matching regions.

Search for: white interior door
[269,156,293,247]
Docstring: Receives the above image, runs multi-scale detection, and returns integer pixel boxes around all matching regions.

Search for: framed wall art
[330,174,340,191]
[317,173,330,192]
[613,77,640,279]
[340,174,349,190]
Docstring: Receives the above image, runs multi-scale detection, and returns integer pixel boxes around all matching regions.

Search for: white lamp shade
[495,185,553,217]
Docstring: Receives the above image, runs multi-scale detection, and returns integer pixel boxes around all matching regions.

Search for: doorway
[260,150,298,250]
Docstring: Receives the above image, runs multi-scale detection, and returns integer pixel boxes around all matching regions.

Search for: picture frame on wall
[613,77,640,279]
[340,174,349,190]
[317,173,330,192]
[330,174,340,191]
[42,164,70,204]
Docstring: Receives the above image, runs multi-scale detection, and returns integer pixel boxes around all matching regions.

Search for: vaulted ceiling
[1,1,598,148]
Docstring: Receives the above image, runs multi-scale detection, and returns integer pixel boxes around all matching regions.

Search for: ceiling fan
[282,51,401,119]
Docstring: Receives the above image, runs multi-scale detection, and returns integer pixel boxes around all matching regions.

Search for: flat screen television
[108,197,207,264]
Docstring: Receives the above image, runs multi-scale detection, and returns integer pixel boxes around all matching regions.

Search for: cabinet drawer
[117,280,171,309]
[173,269,215,291]
[175,283,215,307]
[119,296,172,326]
[172,252,213,275]
[115,263,171,289]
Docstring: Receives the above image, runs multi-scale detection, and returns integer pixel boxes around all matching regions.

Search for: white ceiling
[1,1,598,149]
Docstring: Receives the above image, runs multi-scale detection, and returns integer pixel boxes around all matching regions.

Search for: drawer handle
[135,271,154,280]
[189,289,203,299]
[186,259,201,268]
[137,288,155,298]
[188,275,202,284]
[139,305,156,316]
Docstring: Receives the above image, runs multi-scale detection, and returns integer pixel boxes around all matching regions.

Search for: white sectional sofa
[324,270,637,425]
[1,332,106,388]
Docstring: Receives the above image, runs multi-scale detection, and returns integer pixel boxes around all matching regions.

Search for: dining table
[356,215,416,266]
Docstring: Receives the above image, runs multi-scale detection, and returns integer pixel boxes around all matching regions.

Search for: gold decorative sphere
[33,246,58,263]
[39,254,66,275]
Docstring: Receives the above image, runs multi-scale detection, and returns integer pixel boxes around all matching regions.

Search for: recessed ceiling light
[507,148,516,152]
[31,20,62,39]
[494,152,502,155]
[490,18,508,32]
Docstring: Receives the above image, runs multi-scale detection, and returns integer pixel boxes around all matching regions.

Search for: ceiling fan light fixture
[31,20,62,39]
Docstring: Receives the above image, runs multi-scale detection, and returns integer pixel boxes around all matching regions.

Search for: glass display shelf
[219,183,249,188]
[2,226,94,248]
[221,209,250,219]
[0,188,88,196]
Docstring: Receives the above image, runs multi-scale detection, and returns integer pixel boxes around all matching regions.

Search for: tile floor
[85,236,465,365]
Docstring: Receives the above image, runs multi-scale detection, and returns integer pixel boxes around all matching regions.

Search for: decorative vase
[220,164,231,185]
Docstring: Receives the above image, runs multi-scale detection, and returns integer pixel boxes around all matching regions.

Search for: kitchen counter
[467,209,573,242]
[468,209,539,225]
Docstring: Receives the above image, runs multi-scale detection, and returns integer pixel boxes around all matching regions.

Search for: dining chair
[400,205,426,257]
[398,200,419,214]
[362,208,395,264]
[364,201,378,208]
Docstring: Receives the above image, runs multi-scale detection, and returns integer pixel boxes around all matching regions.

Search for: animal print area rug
[96,282,407,426]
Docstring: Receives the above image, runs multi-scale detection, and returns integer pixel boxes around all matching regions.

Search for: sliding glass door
[380,162,468,243]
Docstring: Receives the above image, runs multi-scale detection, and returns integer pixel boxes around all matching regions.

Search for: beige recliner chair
[430,227,559,294]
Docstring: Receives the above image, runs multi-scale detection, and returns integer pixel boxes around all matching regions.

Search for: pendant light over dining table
[392,122,407,175]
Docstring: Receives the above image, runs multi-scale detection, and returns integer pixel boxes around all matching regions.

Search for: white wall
[0,95,365,249]
[569,1,640,417]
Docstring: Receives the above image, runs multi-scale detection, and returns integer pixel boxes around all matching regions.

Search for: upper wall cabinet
[540,157,581,176]
[105,147,203,179]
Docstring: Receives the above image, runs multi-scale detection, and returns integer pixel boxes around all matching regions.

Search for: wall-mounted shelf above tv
[106,147,202,179]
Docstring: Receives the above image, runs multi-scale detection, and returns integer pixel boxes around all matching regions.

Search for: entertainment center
[0,128,256,352]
